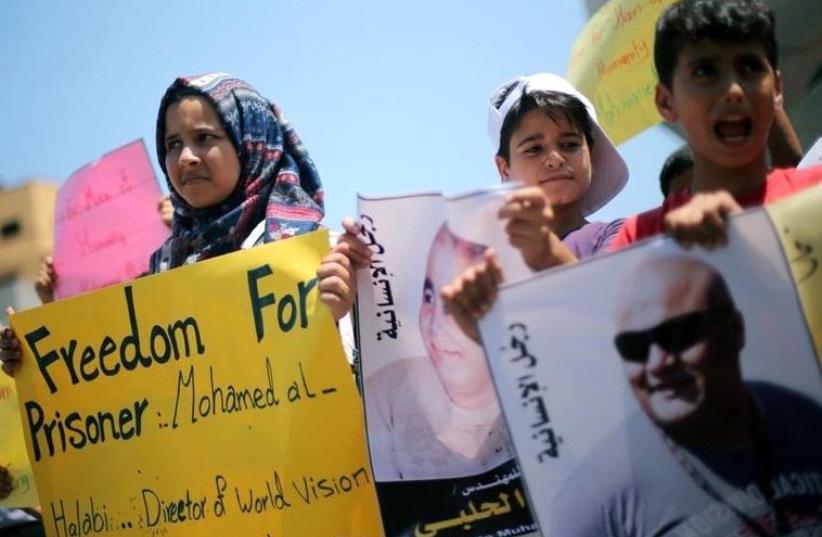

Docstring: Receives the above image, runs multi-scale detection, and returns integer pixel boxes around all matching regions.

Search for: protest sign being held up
[355,185,539,537]
[52,139,170,300]
[479,187,822,536]
[11,229,382,537]
[1,140,169,515]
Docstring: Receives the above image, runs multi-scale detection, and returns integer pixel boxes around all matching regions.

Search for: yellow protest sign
[10,229,382,537]
[0,375,39,507]
[567,0,677,144]
[767,184,822,362]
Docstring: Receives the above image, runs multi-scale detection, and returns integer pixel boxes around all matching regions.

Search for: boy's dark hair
[659,145,694,197]
[654,0,777,89]
[497,90,595,162]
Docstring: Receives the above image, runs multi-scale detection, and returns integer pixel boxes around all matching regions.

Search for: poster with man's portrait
[479,208,822,537]
[356,187,538,537]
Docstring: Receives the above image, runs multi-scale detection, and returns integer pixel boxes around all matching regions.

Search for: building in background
[583,0,822,149]
[0,181,57,310]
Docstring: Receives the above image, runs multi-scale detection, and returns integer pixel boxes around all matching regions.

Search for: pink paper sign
[53,140,170,299]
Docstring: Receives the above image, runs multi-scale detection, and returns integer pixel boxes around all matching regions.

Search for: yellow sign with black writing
[10,229,383,537]
[0,374,39,508]
[767,184,822,363]
[568,0,677,144]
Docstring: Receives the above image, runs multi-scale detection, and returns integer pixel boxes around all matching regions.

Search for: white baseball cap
[487,72,629,216]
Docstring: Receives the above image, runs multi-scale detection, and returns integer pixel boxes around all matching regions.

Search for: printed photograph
[481,210,822,537]
[357,192,538,537]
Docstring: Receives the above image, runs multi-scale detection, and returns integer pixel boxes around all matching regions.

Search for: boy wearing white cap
[488,72,628,263]
[442,73,629,332]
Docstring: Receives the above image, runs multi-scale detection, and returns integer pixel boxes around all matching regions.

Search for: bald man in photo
[550,256,822,537]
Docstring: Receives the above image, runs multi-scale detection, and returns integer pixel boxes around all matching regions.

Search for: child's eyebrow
[735,52,764,63]
[165,125,222,142]
[515,133,544,147]
[190,124,222,132]
[687,54,718,66]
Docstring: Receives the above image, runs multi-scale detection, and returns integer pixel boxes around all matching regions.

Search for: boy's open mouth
[714,117,752,143]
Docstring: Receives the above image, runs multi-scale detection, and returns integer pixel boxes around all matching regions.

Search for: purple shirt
[561,219,624,260]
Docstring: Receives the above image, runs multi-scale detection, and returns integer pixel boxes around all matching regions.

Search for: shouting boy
[440,0,822,329]
[610,0,821,250]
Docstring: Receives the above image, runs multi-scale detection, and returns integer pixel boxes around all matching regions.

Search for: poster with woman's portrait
[356,186,538,537]
[478,206,822,537]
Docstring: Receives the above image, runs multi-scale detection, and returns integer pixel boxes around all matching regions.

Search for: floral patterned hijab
[148,73,324,273]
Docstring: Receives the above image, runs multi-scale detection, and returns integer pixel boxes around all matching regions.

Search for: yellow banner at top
[10,229,382,537]
[568,0,677,145]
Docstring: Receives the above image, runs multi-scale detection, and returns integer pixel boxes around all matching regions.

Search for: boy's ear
[495,155,511,181]
[774,70,784,110]
[655,83,678,122]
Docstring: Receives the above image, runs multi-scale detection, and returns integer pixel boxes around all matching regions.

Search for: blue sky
[0,0,683,226]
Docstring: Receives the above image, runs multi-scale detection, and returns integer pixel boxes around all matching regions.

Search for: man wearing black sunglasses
[550,255,822,537]
[614,256,748,447]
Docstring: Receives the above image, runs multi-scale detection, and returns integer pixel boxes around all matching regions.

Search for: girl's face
[164,96,241,209]
[495,109,592,208]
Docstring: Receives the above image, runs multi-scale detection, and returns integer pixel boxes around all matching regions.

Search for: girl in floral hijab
[149,72,325,272]
[1,73,368,376]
